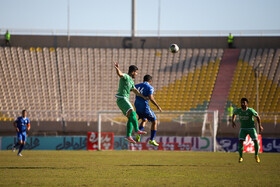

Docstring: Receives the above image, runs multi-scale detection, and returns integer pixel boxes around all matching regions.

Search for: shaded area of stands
[219,48,280,137]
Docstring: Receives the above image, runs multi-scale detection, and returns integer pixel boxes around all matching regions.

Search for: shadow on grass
[116,164,192,167]
[0,167,84,170]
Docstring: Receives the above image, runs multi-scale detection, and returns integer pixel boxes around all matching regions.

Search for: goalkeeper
[232,98,263,163]
[114,62,147,144]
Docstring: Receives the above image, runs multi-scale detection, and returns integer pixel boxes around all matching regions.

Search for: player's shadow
[0,167,84,170]
[0,167,57,170]
[117,164,186,167]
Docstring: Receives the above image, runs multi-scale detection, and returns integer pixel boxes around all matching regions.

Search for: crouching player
[135,75,162,146]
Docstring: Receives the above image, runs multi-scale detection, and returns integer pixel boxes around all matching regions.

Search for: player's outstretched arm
[114,62,124,78]
[232,114,236,128]
[132,88,149,100]
[256,115,263,132]
[149,94,162,112]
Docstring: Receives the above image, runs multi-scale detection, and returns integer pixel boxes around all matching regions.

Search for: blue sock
[14,142,20,149]
[150,130,157,141]
[139,125,144,131]
[18,144,24,154]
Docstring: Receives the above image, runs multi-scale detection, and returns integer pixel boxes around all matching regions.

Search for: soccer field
[0,151,279,186]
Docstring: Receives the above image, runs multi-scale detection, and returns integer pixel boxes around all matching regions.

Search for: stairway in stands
[208,49,240,117]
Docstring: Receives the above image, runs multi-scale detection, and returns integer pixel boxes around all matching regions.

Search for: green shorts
[239,128,258,140]
[116,97,133,116]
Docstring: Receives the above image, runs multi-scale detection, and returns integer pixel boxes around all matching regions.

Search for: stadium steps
[208,49,240,118]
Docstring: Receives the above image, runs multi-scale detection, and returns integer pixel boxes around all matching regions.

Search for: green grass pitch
[0,151,279,186]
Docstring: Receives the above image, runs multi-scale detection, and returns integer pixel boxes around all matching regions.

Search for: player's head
[128,65,138,78]
[240,98,248,109]
[22,110,27,117]
[143,74,152,83]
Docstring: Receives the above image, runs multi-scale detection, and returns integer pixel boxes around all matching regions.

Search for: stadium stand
[227,48,280,117]
[0,46,279,137]
[150,48,223,112]
[219,48,280,137]
[0,47,222,120]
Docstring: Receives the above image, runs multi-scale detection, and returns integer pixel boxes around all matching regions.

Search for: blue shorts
[136,107,157,122]
[17,132,27,142]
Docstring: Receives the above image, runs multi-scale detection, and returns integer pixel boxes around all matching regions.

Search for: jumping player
[134,75,162,146]
[12,110,31,156]
[114,62,148,144]
[232,98,263,163]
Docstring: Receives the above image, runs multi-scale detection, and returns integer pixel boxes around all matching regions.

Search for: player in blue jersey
[135,75,162,146]
[12,110,31,156]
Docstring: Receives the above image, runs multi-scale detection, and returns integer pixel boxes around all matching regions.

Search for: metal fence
[1,29,280,37]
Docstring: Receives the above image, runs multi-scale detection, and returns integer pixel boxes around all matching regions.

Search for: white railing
[1,29,280,37]
[260,113,280,126]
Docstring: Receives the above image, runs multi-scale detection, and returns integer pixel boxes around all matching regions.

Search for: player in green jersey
[232,98,264,163]
[114,62,148,144]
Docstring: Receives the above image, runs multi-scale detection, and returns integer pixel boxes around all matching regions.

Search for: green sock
[129,111,139,132]
[254,141,259,156]
[238,142,243,158]
[126,120,133,137]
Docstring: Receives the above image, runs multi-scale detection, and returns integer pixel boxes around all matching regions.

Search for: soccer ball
[169,44,179,53]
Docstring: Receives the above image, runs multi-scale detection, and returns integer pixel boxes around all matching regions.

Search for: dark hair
[128,65,138,74]
[143,74,152,82]
[22,109,27,113]
[241,98,249,103]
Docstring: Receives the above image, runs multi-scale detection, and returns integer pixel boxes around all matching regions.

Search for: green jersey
[233,107,258,128]
[115,73,135,99]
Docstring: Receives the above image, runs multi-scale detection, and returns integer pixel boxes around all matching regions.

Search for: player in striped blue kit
[12,110,30,156]
[134,75,162,146]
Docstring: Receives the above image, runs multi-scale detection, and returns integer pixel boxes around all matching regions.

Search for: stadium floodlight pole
[67,0,70,46]
[131,0,136,37]
[254,63,263,134]
[157,0,161,48]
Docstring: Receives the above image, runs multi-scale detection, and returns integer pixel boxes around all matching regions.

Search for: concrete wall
[1,35,280,49]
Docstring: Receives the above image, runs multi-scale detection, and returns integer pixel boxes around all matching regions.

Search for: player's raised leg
[136,119,147,142]
[125,109,147,143]
[127,109,147,135]
[117,99,136,143]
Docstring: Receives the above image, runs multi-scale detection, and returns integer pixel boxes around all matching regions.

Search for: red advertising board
[129,142,192,151]
[243,134,263,153]
[87,132,114,150]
